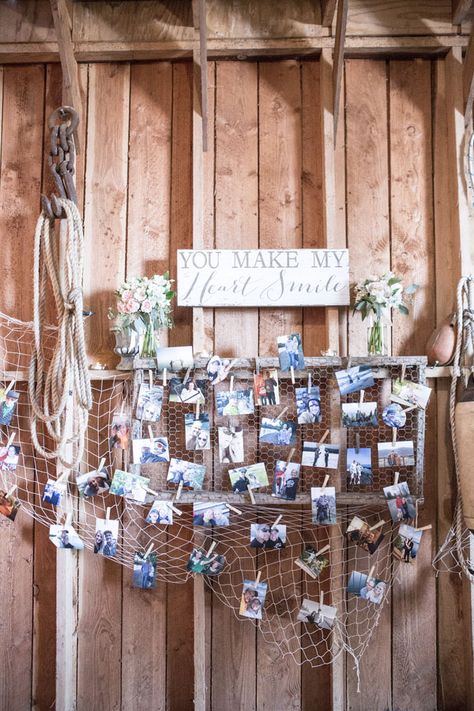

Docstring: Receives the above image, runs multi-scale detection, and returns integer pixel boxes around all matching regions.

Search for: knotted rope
[29,198,92,469]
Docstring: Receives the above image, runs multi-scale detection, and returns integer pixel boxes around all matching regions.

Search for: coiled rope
[28,198,92,469]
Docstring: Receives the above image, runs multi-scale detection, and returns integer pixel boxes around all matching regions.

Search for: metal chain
[41,106,79,218]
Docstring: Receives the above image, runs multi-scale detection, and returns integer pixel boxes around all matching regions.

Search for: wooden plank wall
[0,56,469,710]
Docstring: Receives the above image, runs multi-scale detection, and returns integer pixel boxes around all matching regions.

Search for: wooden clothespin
[175,480,183,501]
[319,590,324,611]
[320,430,330,445]
[195,400,200,418]
[229,375,234,392]
[307,371,312,393]
[392,428,397,446]
[167,501,183,516]
[401,364,407,382]
[286,448,295,466]
[183,366,192,385]
[120,400,125,415]
[144,543,154,559]
[272,514,282,529]
[148,369,154,389]
[321,474,330,490]
[106,507,111,521]
[6,431,16,448]
[369,520,386,531]
[97,457,106,473]
[255,571,261,586]
[145,486,159,497]
[57,470,70,484]
[317,544,330,556]
[347,357,352,370]
[355,433,360,452]
[65,512,73,528]
[248,487,256,505]
[255,357,260,375]
[226,503,242,515]
[416,524,433,532]
[148,425,154,442]
[276,406,288,421]
[290,365,295,385]
[368,565,375,581]
[162,368,167,387]
[7,484,17,498]
[394,471,400,486]
[5,380,15,395]
[206,540,217,557]
[359,389,365,404]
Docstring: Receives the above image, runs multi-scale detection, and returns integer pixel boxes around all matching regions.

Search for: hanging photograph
[185,413,210,450]
[187,548,226,576]
[377,441,415,468]
[146,500,173,525]
[229,462,268,493]
[342,402,378,427]
[347,448,372,485]
[239,579,268,620]
[49,524,85,550]
[132,551,158,589]
[253,369,280,406]
[0,444,20,472]
[0,390,19,425]
[272,460,300,500]
[132,436,170,464]
[383,481,416,523]
[297,599,337,630]
[296,546,329,578]
[296,386,322,424]
[382,403,406,429]
[346,516,384,554]
[311,486,337,525]
[207,355,234,385]
[0,489,21,521]
[335,365,375,396]
[76,467,110,498]
[347,571,387,605]
[393,524,423,564]
[136,383,164,422]
[302,441,340,469]
[110,469,150,503]
[192,502,230,527]
[167,458,206,490]
[168,377,207,404]
[94,518,119,557]
[277,333,305,371]
[218,425,244,464]
[110,413,131,450]
[391,378,431,410]
[250,523,286,549]
[215,389,254,417]
[42,478,67,506]
[259,417,297,446]
[156,345,193,372]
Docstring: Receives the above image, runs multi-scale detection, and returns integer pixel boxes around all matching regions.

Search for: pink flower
[141,299,153,313]
[125,299,139,314]
[121,290,133,302]
[117,301,126,314]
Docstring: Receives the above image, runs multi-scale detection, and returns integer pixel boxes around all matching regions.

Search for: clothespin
[347,357,352,370]
[248,487,256,505]
[195,400,200,418]
[355,433,360,452]
[226,503,242,515]
[368,565,375,581]
[392,428,397,446]
[148,425,154,442]
[272,514,282,529]
[416,524,432,532]
[57,470,69,484]
[6,432,16,448]
[255,571,261,586]
[359,390,365,404]
[307,372,312,393]
[286,448,295,466]
[369,520,386,531]
[277,406,288,421]
[206,540,217,557]
[290,366,295,385]
[106,507,111,521]
[144,543,154,559]
[163,368,167,387]
[175,480,183,501]
[321,474,330,490]
[229,376,234,392]
[394,471,400,486]
[167,501,183,516]
[148,370,154,389]
[97,457,106,473]
[320,430,330,445]
[319,590,324,611]
[7,484,17,498]
[5,380,15,395]
[402,404,417,414]
[145,485,159,497]
[65,512,72,528]
[317,544,330,556]
[255,357,260,375]
[120,400,125,415]
[183,366,192,385]
[401,364,406,382]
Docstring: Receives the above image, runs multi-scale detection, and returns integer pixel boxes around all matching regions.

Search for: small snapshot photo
[132,551,158,589]
[156,345,194,372]
[297,599,337,630]
[187,548,226,576]
[342,402,378,428]
[168,377,207,404]
[215,389,254,417]
[383,481,416,523]
[229,462,268,493]
[347,448,372,485]
[346,516,384,554]
[0,389,20,425]
[259,417,297,446]
[272,460,300,500]
[382,403,406,429]
[185,413,210,450]
[391,378,431,410]
[110,469,150,503]
[207,355,234,385]
[110,414,131,450]
[0,489,21,521]
[377,440,415,468]
[76,467,110,498]
[302,441,340,469]
[335,365,375,396]
[132,436,170,464]
[253,369,280,406]
[167,458,206,490]
[0,444,20,472]
[193,502,230,527]
[49,524,84,550]
[277,333,305,372]
[146,500,173,525]
[347,571,387,605]
[218,426,244,464]
[393,524,423,564]
[297,546,329,578]
[296,386,322,424]
[136,383,164,422]
[94,517,119,557]
[239,579,268,620]
[43,478,67,506]
[311,486,337,525]
[250,523,286,549]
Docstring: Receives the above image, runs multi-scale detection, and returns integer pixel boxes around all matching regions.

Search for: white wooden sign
[177,249,350,307]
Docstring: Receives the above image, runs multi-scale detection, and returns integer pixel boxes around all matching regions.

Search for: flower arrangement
[353,273,417,354]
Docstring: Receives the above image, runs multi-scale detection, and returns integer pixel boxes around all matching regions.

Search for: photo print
[229,462,268,493]
[187,548,226,576]
[185,413,210,450]
[146,500,173,525]
[277,333,305,371]
[193,502,230,527]
[393,524,423,564]
[135,383,164,422]
[207,355,234,385]
[215,389,254,417]
[272,460,300,500]
[94,517,119,557]
[0,444,20,472]
[259,417,297,446]
[335,365,375,396]
[156,345,194,372]
[377,440,415,468]
[218,425,244,464]
[296,386,322,424]
[297,546,329,578]
[110,469,150,504]
[132,551,158,589]
[0,489,20,521]
[383,481,416,523]
[167,458,206,490]
[43,478,67,506]
[297,599,337,630]
[250,523,286,549]
[347,448,372,485]
[302,441,340,469]
[311,486,337,525]
[49,524,84,550]
[346,516,384,554]
[0,390,19,425]
[76,467,110,498]
[347,571,387,605]
[253,369,280,406]
[110,413,131,450]
[382,403,406,429]
[391,378,431,410]
[342,402,378,428]
[239,579,268,620]
[168,377,207,404]
[132,436,170,464]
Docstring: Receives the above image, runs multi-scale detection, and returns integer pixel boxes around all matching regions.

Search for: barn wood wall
[0,55,469,710]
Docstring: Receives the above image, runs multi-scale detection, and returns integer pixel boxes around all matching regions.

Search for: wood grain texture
[0,0,55,42]
[346,0,454,36]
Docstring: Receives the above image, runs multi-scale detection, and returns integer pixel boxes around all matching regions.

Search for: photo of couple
[259,417,297,446]
[277,333,305,371]
[272,460,300,500]
[253,369,280,406]
[187,548,226,576]
[229,463,268,493]
[347,448,372,485]
[239,580,268,620]
[296,386,322,424]
[94,518,119,557]
[250,523,286,549]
